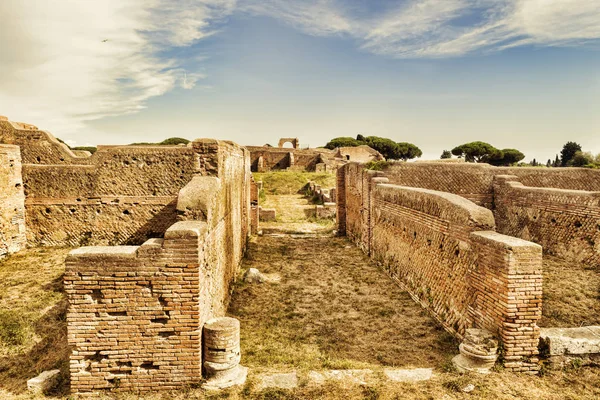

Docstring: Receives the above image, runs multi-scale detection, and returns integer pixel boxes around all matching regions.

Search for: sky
[0,0,599,162]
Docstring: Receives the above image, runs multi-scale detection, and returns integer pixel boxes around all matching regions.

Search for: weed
[0,310,29,346]
[364,161,390,171]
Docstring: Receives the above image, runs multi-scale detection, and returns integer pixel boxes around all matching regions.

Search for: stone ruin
[247,137,384,172]
[336,161,600,373]
[1,116,599,394]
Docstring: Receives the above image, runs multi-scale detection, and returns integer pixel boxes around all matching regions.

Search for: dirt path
[229,234,457,373]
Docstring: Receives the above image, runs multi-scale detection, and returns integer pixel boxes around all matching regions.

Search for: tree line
[325,135,599,168]
[324,135,422,161]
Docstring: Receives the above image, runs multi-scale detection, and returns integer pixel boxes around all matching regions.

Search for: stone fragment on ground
[256,372,298,390]
[308,369,374,386]
[27,369,61,394]
[383,368,433,382]
[462,384,476,393]
[243,267,281,283]
[540,326,600,356]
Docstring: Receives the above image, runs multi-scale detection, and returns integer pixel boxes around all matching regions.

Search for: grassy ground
[1,195,600,398]
[253,171,336,195]
[230,235,458,373]
[540,255,600,327]
[0,247,72,396]
[259,195,335,234]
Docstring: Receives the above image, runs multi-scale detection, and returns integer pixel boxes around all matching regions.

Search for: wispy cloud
[0,0,233,138]
[0,0,598,141]
[248,0,600,57]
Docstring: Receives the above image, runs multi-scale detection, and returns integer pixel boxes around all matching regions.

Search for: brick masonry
[65,140,251,395]
[338,163,543,373]
[0,144,26,257]
[384,162,600,209]
[493,175,600,266]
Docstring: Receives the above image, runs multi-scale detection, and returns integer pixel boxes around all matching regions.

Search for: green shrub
[364,160,390,171]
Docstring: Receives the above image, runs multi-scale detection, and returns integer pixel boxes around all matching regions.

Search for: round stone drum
[203,317,247,389]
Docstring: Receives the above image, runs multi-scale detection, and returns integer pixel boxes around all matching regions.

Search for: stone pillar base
[203,365,248,390]
[452,329,498,374]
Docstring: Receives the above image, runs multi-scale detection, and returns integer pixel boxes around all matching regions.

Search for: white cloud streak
[0,0,234,138]
[0,0,598,141]
[247,0,600,58]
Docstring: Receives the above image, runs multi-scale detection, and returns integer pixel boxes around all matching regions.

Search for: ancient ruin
[0,116,599,396]
[247,138,384,172]
[336,161,600,373]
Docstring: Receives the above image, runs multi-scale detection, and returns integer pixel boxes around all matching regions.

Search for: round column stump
[202,317,247,390]
[452,328,498,374]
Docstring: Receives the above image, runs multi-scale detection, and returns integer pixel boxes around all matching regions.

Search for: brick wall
[0,144,26,257]
[337,164,543,372]
[384,162,600,209]
[0,119,83,164]
[20,141,228,247]
[66,140,251,395]
[494,175,600,266]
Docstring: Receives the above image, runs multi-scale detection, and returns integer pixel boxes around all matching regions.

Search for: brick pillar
[369,176,389,254]
[470,231,543,373]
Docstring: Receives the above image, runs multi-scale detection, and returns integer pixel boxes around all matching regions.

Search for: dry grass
[253,171,336,195]
[540,255,600,327]
[229,235,458,373]
[0,247,72,396]
[259,195,335,234]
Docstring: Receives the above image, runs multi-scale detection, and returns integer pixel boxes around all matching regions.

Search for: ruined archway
[278,137,299,149]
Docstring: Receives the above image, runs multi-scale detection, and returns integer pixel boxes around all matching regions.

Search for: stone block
[540,326,600,356]
[27,369,61,394]
[259,207,276,222]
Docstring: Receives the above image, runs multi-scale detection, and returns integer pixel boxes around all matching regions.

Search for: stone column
[203,317,247,390]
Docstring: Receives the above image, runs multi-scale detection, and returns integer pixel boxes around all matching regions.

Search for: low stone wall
[493,175,600,266]
[0,144,26,257]
[337,164,543,373]
[66,142,251,395]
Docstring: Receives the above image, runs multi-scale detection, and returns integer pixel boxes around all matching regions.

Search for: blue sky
[1,0,599,161]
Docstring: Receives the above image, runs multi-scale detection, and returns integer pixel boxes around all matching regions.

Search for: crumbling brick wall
[0,144,26,257]
[66,223,206,393]
[247,146,334,172]
[66,140,251,394]
[494,175,600,266]
[0,119,83,164]
[338,164,542,373]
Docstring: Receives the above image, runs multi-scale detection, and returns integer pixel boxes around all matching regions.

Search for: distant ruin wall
[66,141,251,394]
[21,143,224,247]
[338,164,542,372]
[494,175,600,266]
[0,145,26,257]
[384,163,600,209]
[247,146,332,172]
[0,119,82,164]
